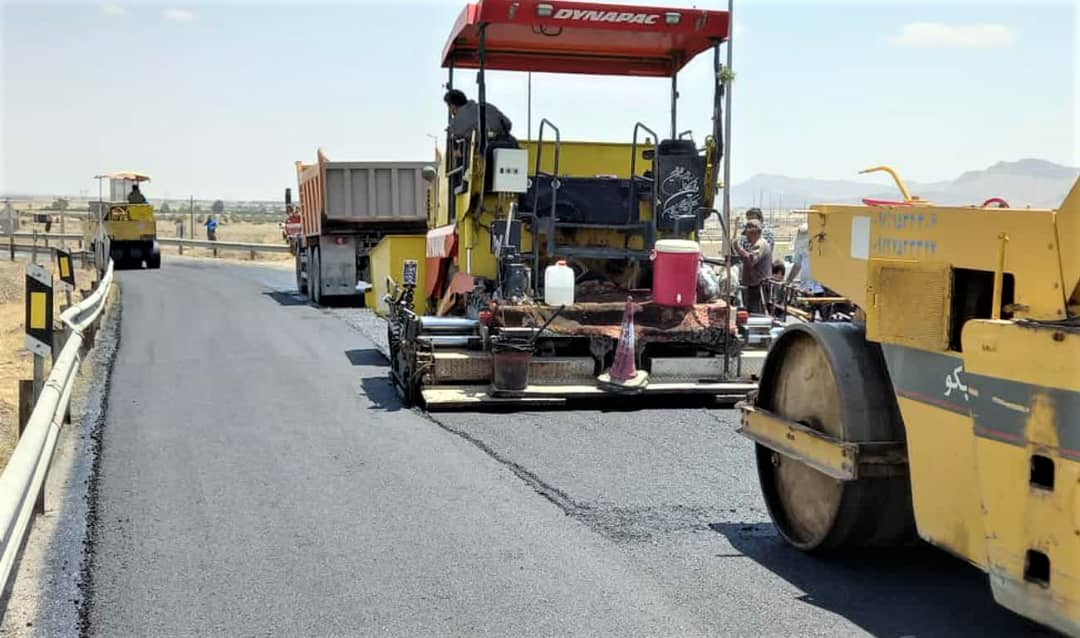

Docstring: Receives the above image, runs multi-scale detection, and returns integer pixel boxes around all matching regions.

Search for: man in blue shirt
[204,215,218,241]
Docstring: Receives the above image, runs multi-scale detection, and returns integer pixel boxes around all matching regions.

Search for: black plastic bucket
[490,338,532,394]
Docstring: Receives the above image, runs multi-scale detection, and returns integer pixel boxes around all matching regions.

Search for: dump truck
[738,168,1080,634]
[373,0,778,409]
[87,171,161,270]
[292,149,434,304]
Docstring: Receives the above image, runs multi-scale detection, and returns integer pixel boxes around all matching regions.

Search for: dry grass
[0,257,68,470]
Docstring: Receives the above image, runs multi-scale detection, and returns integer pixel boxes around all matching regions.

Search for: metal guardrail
[7,233,289,254]
[12,232,84,243]
[157,237,292,254]
[8,232,289,259]
[0,259,115,599]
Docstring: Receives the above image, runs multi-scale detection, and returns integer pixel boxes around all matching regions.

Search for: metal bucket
[490,338,532,395]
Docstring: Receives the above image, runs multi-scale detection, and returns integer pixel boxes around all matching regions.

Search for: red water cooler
[651,239,700,307]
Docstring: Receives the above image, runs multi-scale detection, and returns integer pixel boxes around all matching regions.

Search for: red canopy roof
[442,0,730,77]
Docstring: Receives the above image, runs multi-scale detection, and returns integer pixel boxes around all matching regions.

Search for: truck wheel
[311,247,323,305]
[753,322,915,552]
[110,245,127,270]
[147,243,161,269]
[389,338,418,407]
[295,248,308,296]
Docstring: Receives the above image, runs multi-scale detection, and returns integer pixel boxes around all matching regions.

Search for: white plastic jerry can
[544,260,575,306]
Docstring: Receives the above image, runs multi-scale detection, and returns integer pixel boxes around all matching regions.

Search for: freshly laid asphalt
[53,257,1050,636]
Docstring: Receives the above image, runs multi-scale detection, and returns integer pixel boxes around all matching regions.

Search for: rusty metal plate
[432,350,491,382]
[528,357,595,384]
[494,292,731,342]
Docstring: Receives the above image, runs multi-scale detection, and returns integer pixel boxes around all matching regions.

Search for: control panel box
[491,148,529,194]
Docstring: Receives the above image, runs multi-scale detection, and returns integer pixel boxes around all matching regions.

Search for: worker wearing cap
[738,208,775,253]
[735,218,772,314]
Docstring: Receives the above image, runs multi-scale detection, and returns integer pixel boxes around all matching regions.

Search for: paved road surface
[83,256,1047,636]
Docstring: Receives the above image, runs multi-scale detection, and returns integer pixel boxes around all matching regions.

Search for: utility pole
[527,72,532,140]
[189,195,195,241]
[5,198,13,262]
[720,0,736,374]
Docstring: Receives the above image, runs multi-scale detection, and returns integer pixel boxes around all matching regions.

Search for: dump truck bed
[294,154,430,238]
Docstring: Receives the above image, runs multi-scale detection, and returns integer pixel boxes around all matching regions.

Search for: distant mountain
[732,159,1079,209]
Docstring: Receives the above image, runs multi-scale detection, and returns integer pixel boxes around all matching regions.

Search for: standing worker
[204,215,218,241]
[735,219,772,314]
[738,208,775,253]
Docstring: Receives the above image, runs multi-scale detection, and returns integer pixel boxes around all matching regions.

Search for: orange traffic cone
[597,297,649,392]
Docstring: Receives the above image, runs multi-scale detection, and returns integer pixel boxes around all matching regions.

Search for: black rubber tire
[753,322,916,552]
[387,322,420,407]
[310,247,322,305]
[296,248,308,296]
[110,246,128,270]
[147,245,161,269]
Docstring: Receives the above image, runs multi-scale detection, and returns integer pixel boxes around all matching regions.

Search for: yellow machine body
[97,203,157,242]
[367,234,430,316]
[743,177,1080,634]
[429,138,670,285]
[85,201,161,269]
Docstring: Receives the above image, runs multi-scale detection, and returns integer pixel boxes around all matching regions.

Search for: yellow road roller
[88,171,161,270]
[739,170,1080,634]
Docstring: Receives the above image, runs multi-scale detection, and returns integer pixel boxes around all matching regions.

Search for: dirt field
[0,257,69,470]
[156,220,293,262]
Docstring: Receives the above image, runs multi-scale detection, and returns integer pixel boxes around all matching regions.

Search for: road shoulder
[0,285,121,637]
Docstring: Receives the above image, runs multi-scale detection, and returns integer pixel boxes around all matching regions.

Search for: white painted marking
[27,263,51,287]
[991,396,1030,413]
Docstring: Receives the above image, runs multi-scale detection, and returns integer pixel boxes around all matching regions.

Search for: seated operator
[127,183,147,204]
[444,89,513,156]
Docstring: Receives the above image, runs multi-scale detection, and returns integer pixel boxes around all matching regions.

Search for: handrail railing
[0,259,116,601]
[532,118,561,288]
[532,118,562,217]
[630,122,659,242]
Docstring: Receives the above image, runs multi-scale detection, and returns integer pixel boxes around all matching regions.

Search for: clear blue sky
[1,0,1076,200]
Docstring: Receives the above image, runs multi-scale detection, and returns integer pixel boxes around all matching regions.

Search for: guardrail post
[33,356,44,404]
[51,328,63,363]
[18,380,33,440]
[17,377,46,515]
[84,317,96,351]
